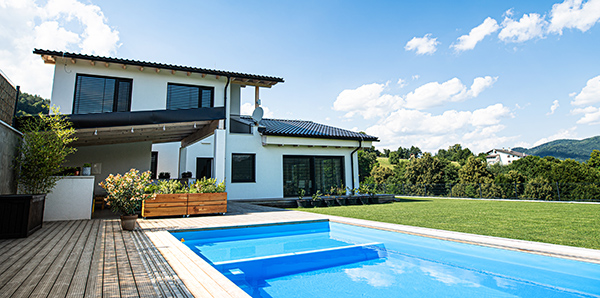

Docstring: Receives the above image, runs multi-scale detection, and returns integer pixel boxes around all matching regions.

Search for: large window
[231,154,255,183]
[73,74,132,114]
[166,83,214,110]
[283,156,344,197]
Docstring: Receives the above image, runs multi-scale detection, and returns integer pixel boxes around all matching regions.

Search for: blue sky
[1,0,599,153]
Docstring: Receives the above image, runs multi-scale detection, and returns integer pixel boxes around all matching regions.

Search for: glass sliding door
[283,156,344,197]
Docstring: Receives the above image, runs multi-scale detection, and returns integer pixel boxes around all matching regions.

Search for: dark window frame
[231,153,256,183]
[282,155,345,197]
[73,73,133,114]
[166,82,215,110]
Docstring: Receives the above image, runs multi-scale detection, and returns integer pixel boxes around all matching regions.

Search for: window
[73,74,132,114]
[231,154,255,183]
[283,156,344,197]
[167,83,214,110]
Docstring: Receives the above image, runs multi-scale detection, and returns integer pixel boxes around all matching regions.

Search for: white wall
[51,57,229,114]
[45,176,94,221]
[152,142,181,178]
[63,142,152,195]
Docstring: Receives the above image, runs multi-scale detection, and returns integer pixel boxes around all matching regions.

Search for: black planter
[311,199,327,207]
[368,196,380,204]
[296,199,313,208]
[323,197,337,207]
[0,194,45,239]
[335,197,347,206]
[358,196,370,205]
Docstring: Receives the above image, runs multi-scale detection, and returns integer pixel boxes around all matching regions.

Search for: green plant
[298,188,306,199]
[312,190,322,201]
[99,169,152,215]
[336,186,346,196]
[15,107,77,194]
[153,180,185,194]
[347,186,357,195]
[189,177,225,193]
[83,163,91,167]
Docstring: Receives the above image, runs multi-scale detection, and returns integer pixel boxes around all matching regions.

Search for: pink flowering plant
[99,169,152,216]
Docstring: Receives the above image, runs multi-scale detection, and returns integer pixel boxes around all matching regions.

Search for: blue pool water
[172,220,600,298]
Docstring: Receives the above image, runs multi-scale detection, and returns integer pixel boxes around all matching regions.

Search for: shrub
[100,169,152,215]
[189,177,225,193]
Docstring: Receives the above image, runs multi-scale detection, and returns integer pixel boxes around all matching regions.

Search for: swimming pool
[172,220,600,298]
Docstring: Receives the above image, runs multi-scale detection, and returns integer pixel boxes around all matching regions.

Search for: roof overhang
[20,107,226,148]
[34,49,284,88]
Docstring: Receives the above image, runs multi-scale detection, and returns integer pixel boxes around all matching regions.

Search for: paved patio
[1,201,599,298]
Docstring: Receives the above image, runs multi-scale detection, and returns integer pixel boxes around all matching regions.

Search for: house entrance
[196,158,213,179]
[283,156,344,197]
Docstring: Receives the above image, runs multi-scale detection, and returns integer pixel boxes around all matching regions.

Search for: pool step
[214,242,386,281]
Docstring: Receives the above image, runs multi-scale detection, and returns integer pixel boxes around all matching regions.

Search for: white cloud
[405,76,497,110]
[533,127,578,146]
[412,75,420,80]
[572,106,600,124]
[240,103,274,118]
[333,82,402,119]
[397,78,407,88]
[452,17,500,52]
[364,103,513,153]
[499,12,548,42]
[404,34,439,55]
[0,0,120,98]
[571,75,600,106]
[547,100,560,115]
[548,0,600,34]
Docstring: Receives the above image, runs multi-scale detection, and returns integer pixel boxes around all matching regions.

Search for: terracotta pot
[120,214,138,231]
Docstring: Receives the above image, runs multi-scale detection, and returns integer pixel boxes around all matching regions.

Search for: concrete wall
[50,57,234,114]
[0,72,17,125]
[0,120,22,194]
[63,142,152,195]
[45,176,94,221]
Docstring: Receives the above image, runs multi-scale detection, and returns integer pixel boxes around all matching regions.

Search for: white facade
[44,53,373,200]
[486,149,526,166]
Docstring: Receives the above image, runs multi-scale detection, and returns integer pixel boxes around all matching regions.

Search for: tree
[370,166,394,184]
[16,92,50,117]
[436,144,473,165]
[404,153,446,185]
[388,151,400,165]
[409,146,422,158]
[588,150,600,169]
[383,149,391,158]
[358,150,378,182]
[458,156,492,184]
[16,107,77,194]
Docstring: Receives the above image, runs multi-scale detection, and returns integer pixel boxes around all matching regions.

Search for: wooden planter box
[142,193,227,218]
[0,194,45,239]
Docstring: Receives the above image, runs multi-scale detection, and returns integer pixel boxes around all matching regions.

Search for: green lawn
[299,197,600,249]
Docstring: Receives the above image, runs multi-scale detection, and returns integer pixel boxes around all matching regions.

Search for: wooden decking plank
[84,219,106,298]
[48,220,94,297]
[66,219,101,297]
[0,221,71,295]
[27,220,88,298]
[113,223,140,298]
[7,220,83,298]
[102,220,121,298]
[0,221,60,275]
[132,230,176,297]
[123,229,162,298]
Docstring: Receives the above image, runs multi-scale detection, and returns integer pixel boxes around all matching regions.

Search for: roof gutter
[349,138,362,191]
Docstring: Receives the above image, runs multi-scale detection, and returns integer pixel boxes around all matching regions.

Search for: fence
[365,183,600,202]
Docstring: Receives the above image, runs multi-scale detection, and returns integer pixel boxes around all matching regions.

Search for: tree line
[358,144,600,201]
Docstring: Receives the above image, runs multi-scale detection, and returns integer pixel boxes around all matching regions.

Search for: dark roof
[240,116,378,141]
[486,149,526,157]
[33,49,284,86]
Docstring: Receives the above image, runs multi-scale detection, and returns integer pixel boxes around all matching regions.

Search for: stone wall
[0,120,22,194]
[0,72,17,125]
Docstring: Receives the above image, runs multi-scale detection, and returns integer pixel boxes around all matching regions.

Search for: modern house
[34,49,377,200]
[485,148,526,166]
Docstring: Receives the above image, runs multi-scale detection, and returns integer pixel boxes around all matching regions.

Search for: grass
[376,157,393,169]
[299,197,600,250]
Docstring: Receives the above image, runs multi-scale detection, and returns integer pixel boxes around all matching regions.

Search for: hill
[514,136,600,163]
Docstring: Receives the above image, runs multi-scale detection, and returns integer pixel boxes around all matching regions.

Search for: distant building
[486,148,526,166]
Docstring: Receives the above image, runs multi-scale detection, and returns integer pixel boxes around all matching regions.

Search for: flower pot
[82,167,91,176]
[296,199,313,208]
[323,197,337,207]
[358,195,370,205]
[120,214,138,231]
[335,197,347,206]
[311,199,327,207]
[0,194,45,238]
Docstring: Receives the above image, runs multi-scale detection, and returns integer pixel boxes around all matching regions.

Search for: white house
[485,148,526,166]
[34,49,377,200]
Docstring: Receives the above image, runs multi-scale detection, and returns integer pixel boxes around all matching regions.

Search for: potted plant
[99,169,152,230]
[181,171,192,179]
[357,185,371,205]
[322,187,337,207]
[1,108,76,239]
[296,188,312,208]
[335,186,347,206]
[158,172,171,179]
[346,187,360,205]
[82,163,92,176]
[311,190,326,207]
